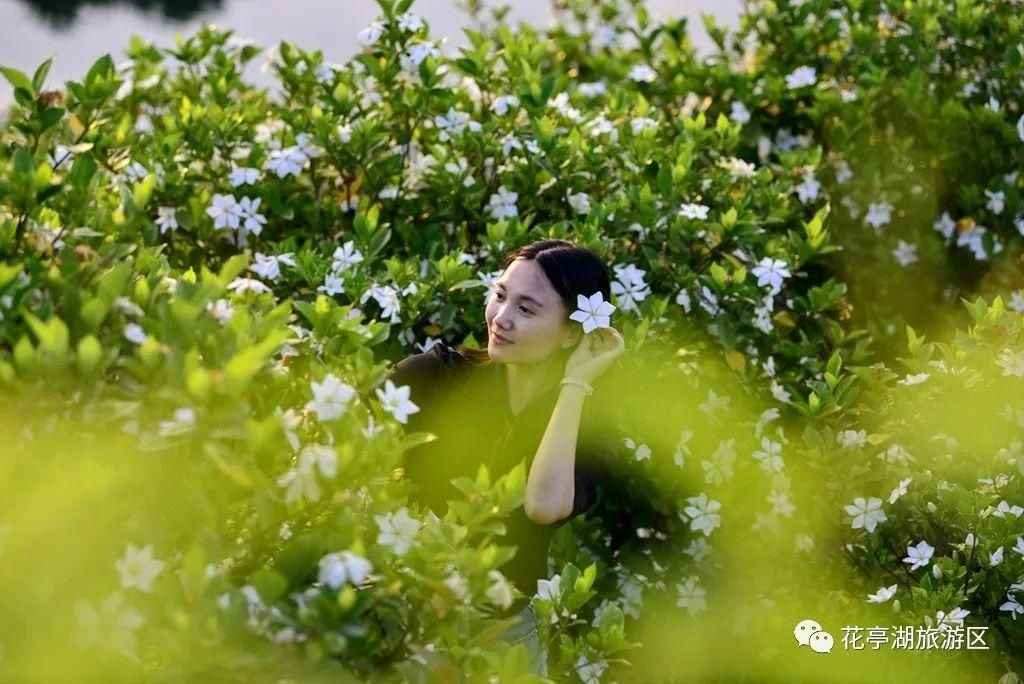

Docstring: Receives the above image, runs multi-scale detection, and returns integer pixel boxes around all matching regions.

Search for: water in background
[0,0,742,106]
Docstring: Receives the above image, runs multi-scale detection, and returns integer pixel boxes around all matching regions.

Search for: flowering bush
[1,0,1022,681]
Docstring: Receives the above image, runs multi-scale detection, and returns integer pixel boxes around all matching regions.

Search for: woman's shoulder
[386,342,478,389]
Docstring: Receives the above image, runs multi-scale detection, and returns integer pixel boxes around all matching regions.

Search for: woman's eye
[519,306,534,315]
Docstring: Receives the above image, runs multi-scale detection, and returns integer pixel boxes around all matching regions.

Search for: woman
[386,239,626,676]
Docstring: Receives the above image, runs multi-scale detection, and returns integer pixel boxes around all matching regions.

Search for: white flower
[834,159,853,183]
[251,252,295,282]
[897,372,929,386]
[317,273,345,296]
[305,374,356,421]
[845,496,887,533]
[610,277,650,314]
[158,407,196,437]
[433,107,481,142]
[729,101,751,124]
[718,156,756,178]
[331,241,365,273]
[367,284,402,323]
[902,540,934,571]
[535,574,561,602]
[575,653,608,684]
[567,190,592,215]
[485,187,519,220]
[991,500,1024,518]
[155,207,178,234]
[752,437,784,473]
[682,493,722,537]
[206,298,234,324]
[485,570,514,610]
[888,477,912,504]
[990,547,1005,566]
[237,196,267,236]
[864,202,893,229]
[206,193,242,230]
[866,584,897,604]
[794,172,821,204]
[375,508,421,556]
[376,379,420,425]
[675,577,707,616]
[675,288,692,313]
[577,81,606,98]
[357,21,386,45]
[623,437,651,462]
[226,277,271,296]
[569,292,616,334]
[400,42,441,71]
[630,116,658,135]
[122,161,148,182]
[1009,290,1024,313]
[491,95,520,115]
[985,189,1005,215]
[1001,593,1024,620]
[933,212,956,239]
[679,203,710,220]
[397,11,423,32]
[229,166,260,187]
[628,64,657,83]
[1017,114,1024,142]
[74,592,145,661]
[1014,537,1024,557]
[115,544,165,593]
[318,551,372,589]
[935,607,970,631]
[263,145,309,178]
[892,240,918,266]
[997,349,1024,377]
[785,65,817,89]
[123,323,146,345]
[751,257,791,295]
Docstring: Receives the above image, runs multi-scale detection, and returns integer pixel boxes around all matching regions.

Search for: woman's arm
[523,384,589,524]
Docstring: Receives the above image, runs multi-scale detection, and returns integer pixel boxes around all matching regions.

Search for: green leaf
[251,567,288,603]
[0,66,33,94]
[32,58,53,92]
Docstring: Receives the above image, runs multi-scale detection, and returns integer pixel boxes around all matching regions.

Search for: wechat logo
[794,618,834,654]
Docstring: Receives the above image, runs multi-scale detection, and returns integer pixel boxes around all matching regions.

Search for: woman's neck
[504,355,564,416]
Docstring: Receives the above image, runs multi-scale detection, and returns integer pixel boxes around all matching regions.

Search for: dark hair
[457,239,612,364]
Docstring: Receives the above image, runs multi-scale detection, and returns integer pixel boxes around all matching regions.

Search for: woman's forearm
[523,385,588,524]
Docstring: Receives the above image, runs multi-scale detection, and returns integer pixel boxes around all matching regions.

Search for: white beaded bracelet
[560,375,594,396]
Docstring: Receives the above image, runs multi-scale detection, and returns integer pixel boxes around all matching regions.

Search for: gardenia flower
[610,273,651,314]
[433,107,481,142]
[630,117,658,135]
[935,607,969,631]
[679,203,710,220]
[397,11,423,32]
[277,444,337,504]
[675,577,707,616]
[486,187,519,220]
[485,570,514,609]
[729,101,751,124]
[569,292,616,334]
[864,202,893,229]
[375,507,420,556]
[752,437,784,473]
[718,157,756,179]
[866,584,897,604]
[575,654,608,684]
[155,207,178,234]
[375,380,419,424]
[122,161,148,182]
[892,240,919,266]
[263,146,309,178]
[206,298,234,325]
[317,551,372,589]
[992,501,1024,518]
[785,66,817,89]
[628,64,657,83]
[115,544,165,593]
[206,194,242,230]
[567,190,592,215]
[251,252,295,282]
[682,493,722,537]
[305,374,356,421]
[888,477,912,504]
[902,540,935,570]
[998,349,1024,377]
[229,166,261,187]
[990,547,1005,566]
[794,172,821,204]
[751,257,791,295]
[577,81,606,98]
[845,496,886,533]
[400,42,441,72]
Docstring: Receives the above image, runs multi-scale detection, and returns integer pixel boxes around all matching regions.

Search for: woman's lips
[490,331,513,344]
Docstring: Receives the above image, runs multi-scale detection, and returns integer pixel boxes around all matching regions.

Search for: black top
[385,343,616,610]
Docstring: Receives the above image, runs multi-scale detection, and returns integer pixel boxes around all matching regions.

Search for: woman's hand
[563,327,625,386]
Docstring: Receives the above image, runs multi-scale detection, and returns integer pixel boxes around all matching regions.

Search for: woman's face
[485,258,580,364]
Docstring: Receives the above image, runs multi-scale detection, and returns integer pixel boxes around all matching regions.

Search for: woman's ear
[561,325,582,349]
